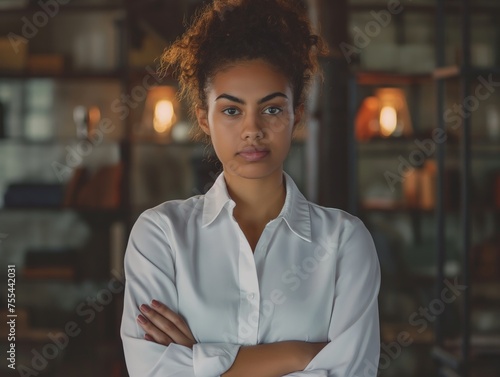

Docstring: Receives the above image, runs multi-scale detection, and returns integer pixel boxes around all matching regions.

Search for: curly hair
[160,0,329,141]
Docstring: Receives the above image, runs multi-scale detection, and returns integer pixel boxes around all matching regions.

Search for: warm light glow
[153,100,175,133]
[141,86,179,139]
[88,106,101,126]
[379,106,397,137]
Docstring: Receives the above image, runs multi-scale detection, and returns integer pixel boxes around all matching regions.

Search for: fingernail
[151,299,160,308]
[145,333,154,341]
[137,314,147,324]
[140,304,151,313]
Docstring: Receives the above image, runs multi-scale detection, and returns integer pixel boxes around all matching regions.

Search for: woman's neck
[223,169,286,226]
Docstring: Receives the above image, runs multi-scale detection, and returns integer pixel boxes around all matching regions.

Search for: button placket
[236,222,260,345]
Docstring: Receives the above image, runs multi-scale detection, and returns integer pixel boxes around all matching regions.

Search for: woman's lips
[238,150,270,162]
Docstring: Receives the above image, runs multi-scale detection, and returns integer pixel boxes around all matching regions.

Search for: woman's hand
[137,299,197,349]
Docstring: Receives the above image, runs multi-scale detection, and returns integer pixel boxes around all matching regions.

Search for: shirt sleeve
[284,371,328,376]
[120,209,241,377]
[286,218,381,377]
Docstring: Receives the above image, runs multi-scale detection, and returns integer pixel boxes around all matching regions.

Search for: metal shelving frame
[347,1,499,375]
[433,0,500,376]
[433,0,472,375]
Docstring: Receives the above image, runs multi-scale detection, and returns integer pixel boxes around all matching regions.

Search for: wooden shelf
[360,204,500,215]
[433,66,462,80]
[433,335,500,372]
[354,71,433,86]
[0,70,125,80]
[357,139,427,156]
[381,322,434,344]
[0,138,124,145]
[471,282,500,308]
[357,140,500,158]
[0,207,125,217]
[361,203,434,213]
[0,308,66,343]
[433,65,500,80]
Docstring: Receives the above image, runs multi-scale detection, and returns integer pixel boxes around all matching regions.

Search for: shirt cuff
[192,343,241,377]
[284,370,329,377]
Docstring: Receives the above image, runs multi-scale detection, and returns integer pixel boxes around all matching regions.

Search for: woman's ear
[293,103,305,128]
[195,106,210,135]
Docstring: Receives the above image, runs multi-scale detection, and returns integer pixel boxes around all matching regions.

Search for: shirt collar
[202,171,311,242]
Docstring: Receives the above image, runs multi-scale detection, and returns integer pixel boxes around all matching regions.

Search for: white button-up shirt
[121,171,380,377]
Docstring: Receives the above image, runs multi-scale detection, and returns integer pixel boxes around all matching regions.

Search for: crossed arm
[121,210,380,377]
[136,299,328,377]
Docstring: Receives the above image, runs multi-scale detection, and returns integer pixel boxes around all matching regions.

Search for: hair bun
[160,0,329,142]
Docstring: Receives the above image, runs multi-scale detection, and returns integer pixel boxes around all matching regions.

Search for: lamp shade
[356,88,413,141]
[141,86,179,141]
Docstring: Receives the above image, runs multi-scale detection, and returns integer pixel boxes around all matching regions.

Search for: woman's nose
[241,113,264,140]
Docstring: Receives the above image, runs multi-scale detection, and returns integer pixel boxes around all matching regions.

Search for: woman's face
[196,59,303,180]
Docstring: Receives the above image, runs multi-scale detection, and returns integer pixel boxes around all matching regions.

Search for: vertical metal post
[119,11,132,235]
[317,0,350,210]
[435,0,446,349]
[460,0,472,375]
[348,75,358,216]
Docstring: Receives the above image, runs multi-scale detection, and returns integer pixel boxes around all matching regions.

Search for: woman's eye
[263,107,282,115]
[222,108,240,116]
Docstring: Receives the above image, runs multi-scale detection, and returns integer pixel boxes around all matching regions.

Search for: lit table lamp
[355,88,413,141]
[141,86,179,142]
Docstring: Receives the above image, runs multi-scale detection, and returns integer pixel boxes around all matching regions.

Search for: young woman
[120,1,381,376]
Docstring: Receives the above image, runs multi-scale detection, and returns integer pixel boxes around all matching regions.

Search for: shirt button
[247,293,255,300]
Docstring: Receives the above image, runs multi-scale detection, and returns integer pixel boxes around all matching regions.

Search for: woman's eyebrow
[258,92,288,104]
[215,92,288,104]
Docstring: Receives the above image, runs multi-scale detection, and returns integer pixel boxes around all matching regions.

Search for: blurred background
[0,0,499,376]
